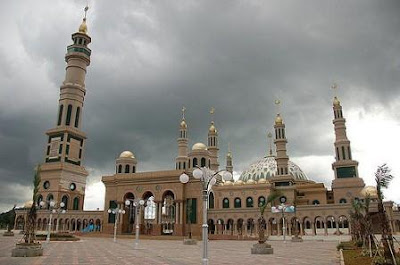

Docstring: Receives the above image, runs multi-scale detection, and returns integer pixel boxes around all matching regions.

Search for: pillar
[179,202,183,224]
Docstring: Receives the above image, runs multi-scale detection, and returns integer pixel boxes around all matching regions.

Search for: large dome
[239,156,308,182]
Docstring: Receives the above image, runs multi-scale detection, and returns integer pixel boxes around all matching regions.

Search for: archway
[161,190,175,235]
[314,216,325,235]
[143,191,156,235]
[95,219,101,231]
[237,218,244,235]
[227,219,234,235]
[303,217,312,235]
[246,218,255,236]
[208,219,215,234]
[123,192,135,233]
[326,215,336,235]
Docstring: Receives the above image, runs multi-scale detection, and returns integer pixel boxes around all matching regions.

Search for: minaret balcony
[66,45,91,57]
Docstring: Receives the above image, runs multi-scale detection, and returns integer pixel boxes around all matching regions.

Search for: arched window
[118,165,122,173]
[37,194,43,207]
[258,196,266,207]
[246,197,253,207]
[222,198,229,208]
[61,195,69,209]
[74,107,80,128]
[201,157,206,167]
[312,200,320,205]
[65,104,72,126]
[73,197,79,210]
[339,198,347,204]
[342,146,346,160]
[336,147,340,160]
[57,105,63,126]
[348,146,352,160]
[209,192,214,209]
[125,165,130,173]
[183,162,186,169]
[132,166,136,173]
[46,194,54,209]
[193,158,198,167]
[234,197,241,208]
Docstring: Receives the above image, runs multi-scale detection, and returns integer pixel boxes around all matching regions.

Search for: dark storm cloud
[0,0,399,212]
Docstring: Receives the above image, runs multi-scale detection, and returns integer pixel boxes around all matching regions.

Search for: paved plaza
[0,231,342,265]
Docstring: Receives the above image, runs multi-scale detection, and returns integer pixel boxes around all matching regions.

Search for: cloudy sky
[0,0,399,213]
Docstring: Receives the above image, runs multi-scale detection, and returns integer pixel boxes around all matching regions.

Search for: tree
[23,165,41,244]
[258,190,281,243]
[375,164,396,264]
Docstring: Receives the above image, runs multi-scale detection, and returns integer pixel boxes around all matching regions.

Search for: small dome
[180,119,187,129]
[247,179,256,184]
[258,178,267,184]
[235,180,243,185]
[275,114,283,124]
[224,180,233,186]
[209,122,216,133]
[119,151,135,158]
[192,143,207,151]
[360,186,378,198]
[24,200,33,208]
[78,18,88,34]
[333,96,340,106]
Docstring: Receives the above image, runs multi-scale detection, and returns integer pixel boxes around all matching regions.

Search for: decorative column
[179,202,183,224]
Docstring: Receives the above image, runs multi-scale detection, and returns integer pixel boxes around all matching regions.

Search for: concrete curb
[339,249,345,265]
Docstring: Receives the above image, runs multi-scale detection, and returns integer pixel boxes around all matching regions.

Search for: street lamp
[107,207,126,242]
[125,198,145,248]
[39,200,65,243]
[271,203,295,242]
[179,167,233,265]
[54,206,66,233]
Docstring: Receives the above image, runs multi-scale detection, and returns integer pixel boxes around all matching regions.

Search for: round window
[43,181,50,190]
[69,183,76,191]
[279,196,287,203]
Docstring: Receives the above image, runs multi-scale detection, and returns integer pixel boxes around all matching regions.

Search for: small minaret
[208,107,219,171]
[267,132,274,157]
[225,143,233,173]
[273,100,289,176]
[330,84,364,202]
[175,107,189,170]
[38,6,92,211]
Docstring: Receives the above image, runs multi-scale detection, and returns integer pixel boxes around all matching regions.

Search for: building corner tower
[175,107,189,170]
[207,108,219,171]
[225,144,233,173]
[331,94,365,203]
[37,9,92,211]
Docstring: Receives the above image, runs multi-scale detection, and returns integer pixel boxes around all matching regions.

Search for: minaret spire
[267,132,273,156]
[208,107,219,171]
[226,143,233,173]
[330,83,365,202]
[176,106,189,170]
[38,9,93,211]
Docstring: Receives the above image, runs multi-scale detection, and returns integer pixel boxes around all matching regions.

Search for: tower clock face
[43,181,50,190]
[69,183,76,191]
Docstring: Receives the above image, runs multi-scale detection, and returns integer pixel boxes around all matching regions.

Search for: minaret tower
[207,107,219,171]
[225,143,233,173]
[271,100,293,186]
[330,84,364,202]
[38,7,92,211]
[176,107,189,170]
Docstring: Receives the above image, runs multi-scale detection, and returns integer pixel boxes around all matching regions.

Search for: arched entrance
[161,190,175,235]
[122,192,135,233]
[208,219,215,234]
[15,215,25,230]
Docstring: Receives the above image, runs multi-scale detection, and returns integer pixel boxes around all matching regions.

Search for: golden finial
[331,83,340,106]
[274,99,281,114]
[181,106,186,120]
[210,107,215,123]
[267,132,273,156]
[79,5,89,34]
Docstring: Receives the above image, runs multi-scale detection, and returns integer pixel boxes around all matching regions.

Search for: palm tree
[258,190,281,243]
[375,164,396,264]
[23,165,41,244]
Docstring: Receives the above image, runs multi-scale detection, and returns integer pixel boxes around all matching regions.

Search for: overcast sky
[0,0,399,213]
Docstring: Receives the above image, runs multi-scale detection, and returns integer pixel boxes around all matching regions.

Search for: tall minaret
[38,7,92,211]
[271,100,293,185]
[225,143,233,173]
[330,84,364,201]
[208,107,219,171]
[175,107,189,170]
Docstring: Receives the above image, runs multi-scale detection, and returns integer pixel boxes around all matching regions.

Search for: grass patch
[342,249,372,265]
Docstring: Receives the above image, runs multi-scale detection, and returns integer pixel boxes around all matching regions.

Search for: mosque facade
[14,13,400,239]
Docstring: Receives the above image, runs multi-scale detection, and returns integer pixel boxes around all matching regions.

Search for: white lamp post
[271,203,295,243]
[40,200,65,243]
[125,198,145,248]
[107,207,126,242]
[179,167,233,265]
[54,202,66,233]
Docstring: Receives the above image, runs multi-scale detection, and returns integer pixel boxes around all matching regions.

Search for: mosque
[14,11,400,239]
